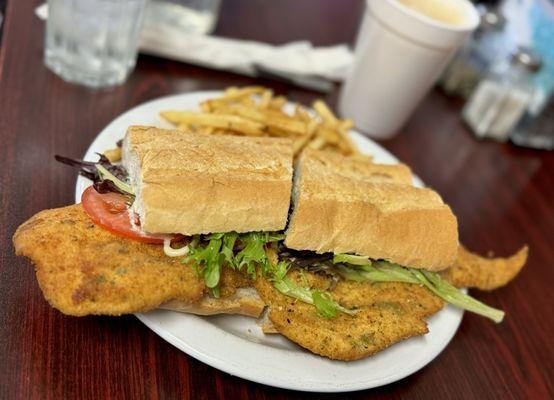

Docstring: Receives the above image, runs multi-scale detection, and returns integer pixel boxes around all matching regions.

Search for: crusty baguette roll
[122,126,293,235]
[298,147,414,185]
[285,149,458,271]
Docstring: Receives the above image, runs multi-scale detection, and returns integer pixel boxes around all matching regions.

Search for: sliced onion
[163,238,190,257]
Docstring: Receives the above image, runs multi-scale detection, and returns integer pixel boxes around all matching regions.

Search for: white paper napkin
[35,3,353,82]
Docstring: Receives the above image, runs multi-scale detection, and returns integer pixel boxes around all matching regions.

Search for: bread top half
[124,126,292,179]
[284,149,459,271]
[122,126,294,235]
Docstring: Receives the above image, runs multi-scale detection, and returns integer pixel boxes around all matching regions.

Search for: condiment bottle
[440,5,506,98]
[462,47,542,141]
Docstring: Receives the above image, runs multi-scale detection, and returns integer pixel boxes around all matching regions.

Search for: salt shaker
[440,5,507,98]
[462,47,542,141]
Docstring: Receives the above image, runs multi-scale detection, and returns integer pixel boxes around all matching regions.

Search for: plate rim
[74,90,463,393]
[134,310,463,392]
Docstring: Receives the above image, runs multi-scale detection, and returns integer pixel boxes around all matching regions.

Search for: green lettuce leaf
[267,233,286,242]
[221,232,238,268]
[235,232,269,277]
[269,262,355,319]
[312,290,355,318]
[415,270,505,323]
[185,231,282,296]
[96,164,135,196]
[185,237,224,297]
[334,254,505,323]
[334,261,420,284]
[271,276,313,304]
[333,253,371,266]
[235,232,283,278]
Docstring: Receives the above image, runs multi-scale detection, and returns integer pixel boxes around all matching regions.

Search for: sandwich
[248,149,526,359]
[13,124,527,361]
[14,126,293,315]
[285,149,458,270]
[115,128,511,326]
[119,126,294,298]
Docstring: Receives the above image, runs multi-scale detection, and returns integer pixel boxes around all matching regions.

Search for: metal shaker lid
[479,6,506,30]
[511,47,542,73]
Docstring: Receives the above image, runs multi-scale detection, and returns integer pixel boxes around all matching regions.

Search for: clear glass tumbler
[45,0,147,88]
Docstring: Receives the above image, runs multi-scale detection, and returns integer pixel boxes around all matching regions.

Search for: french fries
[103,147,122,163]
[160,87,361,158]
[161,111,268,136]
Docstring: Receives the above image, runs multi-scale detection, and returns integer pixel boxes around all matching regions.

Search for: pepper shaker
[462,47,542,141]
[440,5,507,98]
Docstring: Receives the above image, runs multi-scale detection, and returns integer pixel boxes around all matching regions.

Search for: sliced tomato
[81,186,180,244]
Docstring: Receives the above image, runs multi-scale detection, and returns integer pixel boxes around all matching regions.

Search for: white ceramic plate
[75,91,463,392]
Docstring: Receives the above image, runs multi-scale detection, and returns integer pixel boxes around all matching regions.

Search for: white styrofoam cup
[339,0,479,139]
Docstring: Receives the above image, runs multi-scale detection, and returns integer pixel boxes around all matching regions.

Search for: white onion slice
[163,238,190,257]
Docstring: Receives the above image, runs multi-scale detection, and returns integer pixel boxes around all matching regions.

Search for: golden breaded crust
[13,200,527,360]
[13,205,205,316]
[331,279,444,317]
[254,270,443,361]
[255,245,526,360]
[219,265,251,298]
[441,245,528,291]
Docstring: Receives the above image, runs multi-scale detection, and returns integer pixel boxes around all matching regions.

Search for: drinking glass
[45,0,147,88]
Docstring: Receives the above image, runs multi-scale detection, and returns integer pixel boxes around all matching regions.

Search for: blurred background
[3,0,550,149]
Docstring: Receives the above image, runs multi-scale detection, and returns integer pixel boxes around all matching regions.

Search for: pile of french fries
[160,86,361,158]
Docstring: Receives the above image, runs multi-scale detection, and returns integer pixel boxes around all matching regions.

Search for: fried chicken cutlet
[13,205,527,360]
[255,246,527,360]
[13,204,256,316]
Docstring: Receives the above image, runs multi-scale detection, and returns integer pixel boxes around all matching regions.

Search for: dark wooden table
[1,1,553,399]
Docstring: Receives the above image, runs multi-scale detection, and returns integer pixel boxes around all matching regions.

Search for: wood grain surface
[1,0,552,399]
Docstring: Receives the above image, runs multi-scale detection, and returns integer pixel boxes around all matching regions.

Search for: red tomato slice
[81,186,179,244]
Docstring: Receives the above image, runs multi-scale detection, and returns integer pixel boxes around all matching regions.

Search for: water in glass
[45,0,147,88]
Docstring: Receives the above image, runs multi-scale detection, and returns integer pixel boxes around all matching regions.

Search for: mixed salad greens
[178,231,356,318]
[55,153,134,198]
[178,232,504,322]
[334,255,504,322]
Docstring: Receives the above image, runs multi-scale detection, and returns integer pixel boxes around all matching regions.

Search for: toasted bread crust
[298,148,414,185]
[123,126,294,235]
[441,245,528,290]
[254,270,442,360]
[285,150,458,271]
[12,205,205,316]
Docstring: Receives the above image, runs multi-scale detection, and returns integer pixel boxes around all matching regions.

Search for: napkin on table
[35,4,353,87]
